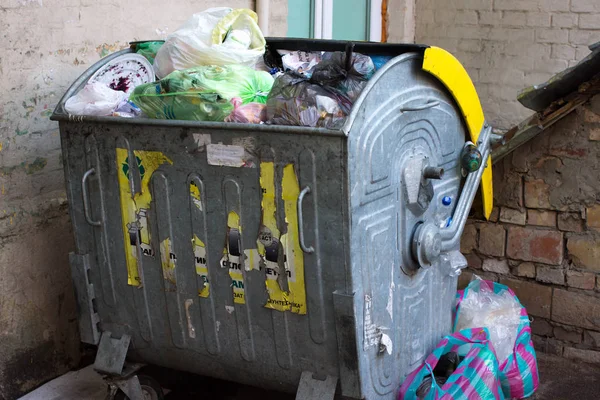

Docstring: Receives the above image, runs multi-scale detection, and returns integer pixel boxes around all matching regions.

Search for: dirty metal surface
[58,43,473,399]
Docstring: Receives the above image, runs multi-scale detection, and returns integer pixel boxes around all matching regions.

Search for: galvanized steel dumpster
[52,38,493,400]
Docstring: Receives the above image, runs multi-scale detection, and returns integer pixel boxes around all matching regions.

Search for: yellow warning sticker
[193,235,210,297]
[220,211,245,304]
[116,148,172,286]
[258,162,307,314]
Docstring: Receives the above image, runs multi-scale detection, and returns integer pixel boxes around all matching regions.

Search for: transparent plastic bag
[65,81,127,116]
[153,8,266,78]
[225,98,266,124]
[266,72,347,129]
[129,65,273,121]
[454,278,521,364]
[455,279,539,399]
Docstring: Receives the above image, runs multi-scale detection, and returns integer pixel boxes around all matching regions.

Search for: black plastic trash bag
[266,47,375,129]
[266,72,347,129]
[312,50,375,105]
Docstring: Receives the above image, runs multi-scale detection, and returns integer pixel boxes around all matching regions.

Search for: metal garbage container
[52,38,493,400]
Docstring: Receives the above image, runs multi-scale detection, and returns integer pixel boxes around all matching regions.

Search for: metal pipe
[423,166,444,180]
[256,0,270,37]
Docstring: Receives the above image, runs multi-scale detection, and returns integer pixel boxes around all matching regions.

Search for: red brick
[584,330,600,348]
[500,207,526,225]
[558,212,584,232]
[563,347,600,364]
[567,236,600,271]
[466,253,483,269]
[546,338,564,356]
[584,109,600,123]
[553,325,582,343]
[552,289,600,331]
[489,207,500,222]
[524,179,551,209]
[531,318,553,336]
[458,269,474,290]
[507,226,563,265]
[500,277,553,318]
[566,270,596,290]
[483,259,510,274]
[587,204,600,230]
[461,224,478,254]
[527,209,556,227]
[479,224,506,257]
[536,266,565,285]
[494,172,523,209]
[515,262,536,278]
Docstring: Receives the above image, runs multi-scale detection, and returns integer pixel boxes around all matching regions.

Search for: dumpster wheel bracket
[295,371,338,400]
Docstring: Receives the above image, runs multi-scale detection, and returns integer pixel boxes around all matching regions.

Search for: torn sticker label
[207,144,246,167]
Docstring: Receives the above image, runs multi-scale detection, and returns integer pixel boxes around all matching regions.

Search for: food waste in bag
[129,64,273,121]
[225,97,267,124]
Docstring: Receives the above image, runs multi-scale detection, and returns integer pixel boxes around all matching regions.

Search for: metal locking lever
[412,125,492,268]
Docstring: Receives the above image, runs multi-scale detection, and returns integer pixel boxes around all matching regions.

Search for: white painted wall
[0,1,264,398]
[413,0,600,130]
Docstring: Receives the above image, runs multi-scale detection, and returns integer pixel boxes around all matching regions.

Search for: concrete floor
[19,352,600,400]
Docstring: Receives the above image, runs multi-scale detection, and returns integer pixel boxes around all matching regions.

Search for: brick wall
[460,96,600,364]
[414,0,600,130]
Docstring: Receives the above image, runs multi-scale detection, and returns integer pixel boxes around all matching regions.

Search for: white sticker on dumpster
[207,144,246,167]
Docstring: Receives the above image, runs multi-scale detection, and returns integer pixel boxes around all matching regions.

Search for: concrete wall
[414,0,600,130]
[460,97,600,364]
[0,1,255,398]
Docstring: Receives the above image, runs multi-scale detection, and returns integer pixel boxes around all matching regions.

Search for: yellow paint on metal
[160,238,177,284]
[258,162,307,314]
[116,149,172,286]
[422,46,494,219]
[193,235,210,298]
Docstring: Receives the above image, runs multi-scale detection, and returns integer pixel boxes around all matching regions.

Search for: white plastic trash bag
[64,82,128,116]
[153,7,266,78]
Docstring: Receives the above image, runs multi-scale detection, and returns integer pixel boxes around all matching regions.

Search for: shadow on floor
[18,351,600,399]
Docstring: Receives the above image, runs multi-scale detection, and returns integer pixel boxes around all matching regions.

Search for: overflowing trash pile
[400,277,539,400]
[64,7,392,128]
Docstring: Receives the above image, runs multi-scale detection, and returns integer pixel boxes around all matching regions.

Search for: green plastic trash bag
[129,64,273,121]
[136,42,164,64]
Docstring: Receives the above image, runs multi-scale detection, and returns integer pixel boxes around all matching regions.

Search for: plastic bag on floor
[455,279,539,399]
[153,7,266,78]
[136,41,164,64]
[65,81,128,116]
[399,328,505,400]
[225,98,266,124]
[266,72,348,129]
[129,65,272,121]
[311,51,375,104]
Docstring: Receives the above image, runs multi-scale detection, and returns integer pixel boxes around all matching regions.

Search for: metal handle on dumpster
[400,100,440,112]
[297,186,315,254]
[412,125,492,267]
[82,168,101,227]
